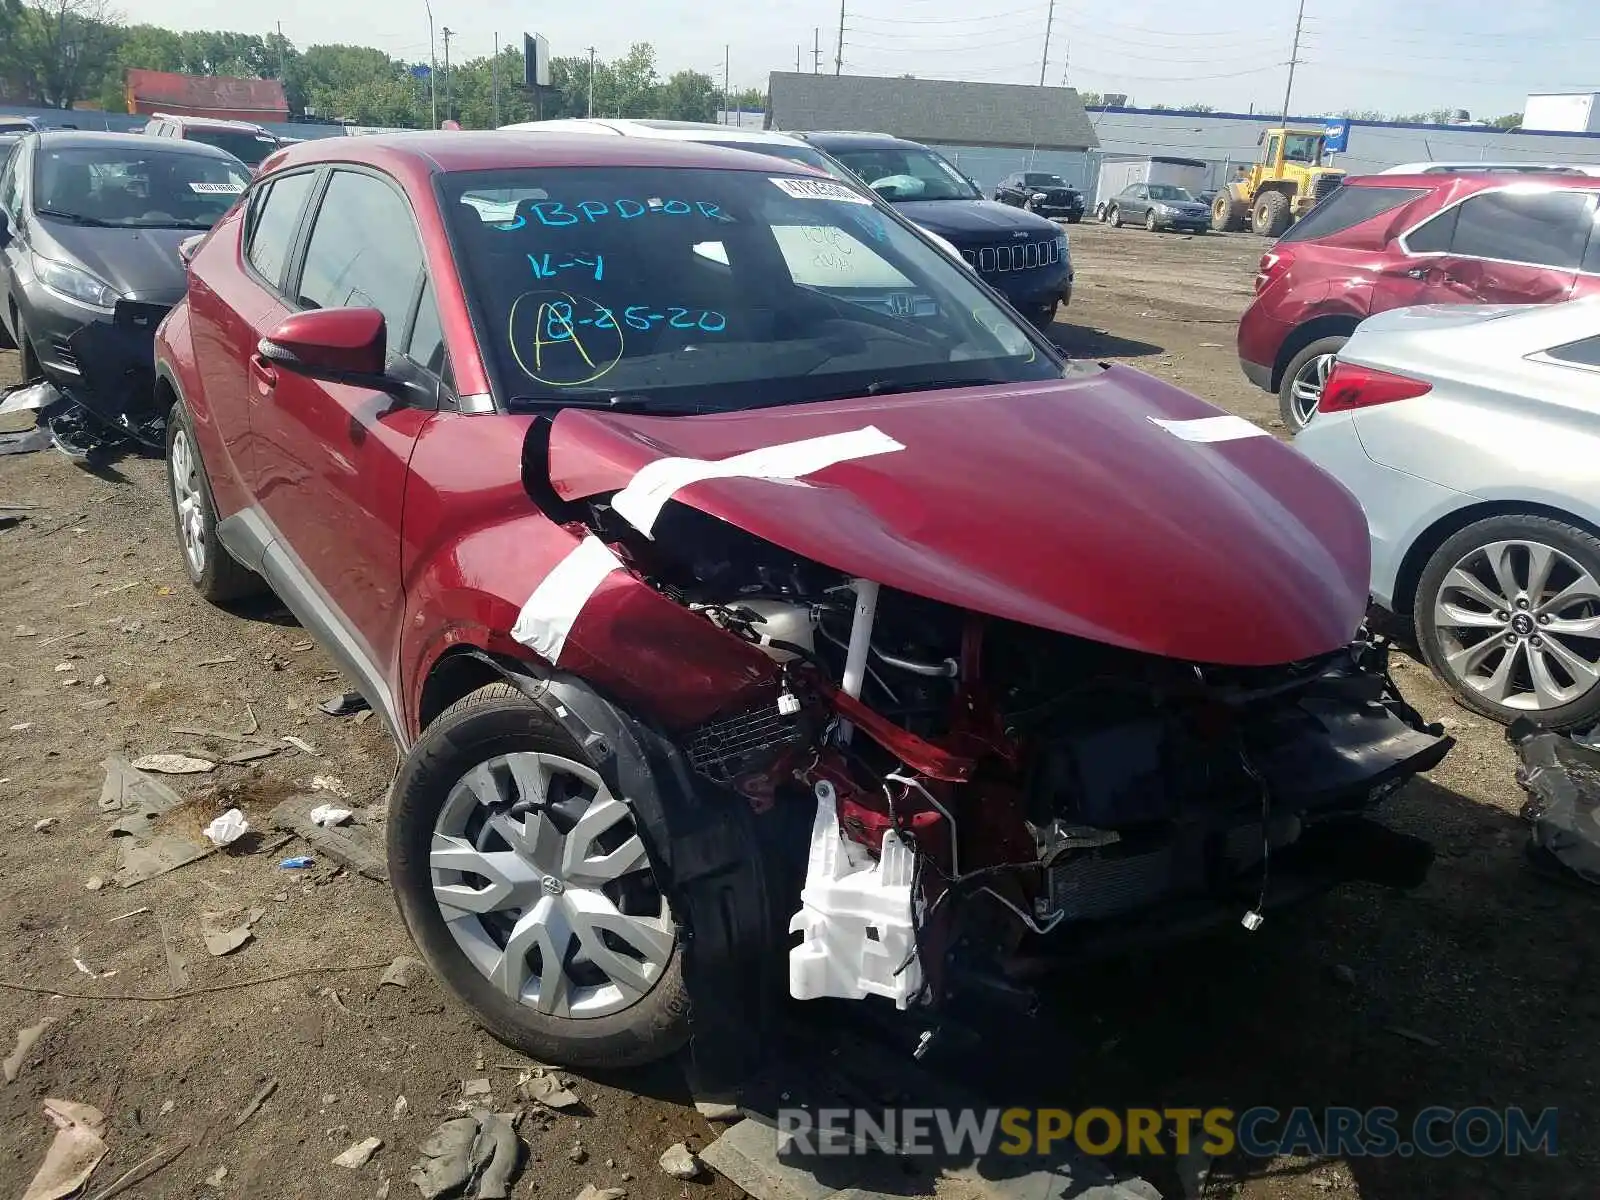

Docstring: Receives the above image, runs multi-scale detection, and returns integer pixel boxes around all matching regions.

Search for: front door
[247,167,437,686]
[1373,186,1590,314]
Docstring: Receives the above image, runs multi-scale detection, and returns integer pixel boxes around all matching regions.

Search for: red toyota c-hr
[155,132,1448,1074]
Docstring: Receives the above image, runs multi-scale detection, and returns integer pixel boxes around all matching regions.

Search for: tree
[1075,90,1104,107]
[655,70,718,122]
[1335,109,1387,122]
[9,0,122,108]
[1490,112,1522,129]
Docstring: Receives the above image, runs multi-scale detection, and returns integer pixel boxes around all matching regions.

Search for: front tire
[1415,516,1600,731]
[1212,193,1247,232]
[1109,205,1122,227]
[1278,335,1347,433]
[164,403,262,603]
[1145,211,1159,232]
[1252,190,1293,237]
[389,682,691,1069]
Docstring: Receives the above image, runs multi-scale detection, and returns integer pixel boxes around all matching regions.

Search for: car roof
[32,129,245,159]
[798,130,930,151]
[259,130,826,179]
[153,113,269,132]
[1376,161,1600,176]
[499,118,811,148]
[1349,170,1600,192]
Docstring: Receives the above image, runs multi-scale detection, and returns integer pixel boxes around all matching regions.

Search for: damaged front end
[513,405,1453,1033]
[36,309,168,462]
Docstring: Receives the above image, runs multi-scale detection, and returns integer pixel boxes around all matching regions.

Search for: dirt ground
[0,220,1593,1200]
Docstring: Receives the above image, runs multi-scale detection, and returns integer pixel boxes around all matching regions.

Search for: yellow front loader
[1211,127,1346,237]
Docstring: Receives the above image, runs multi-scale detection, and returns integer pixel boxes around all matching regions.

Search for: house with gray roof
[765,72,1099,193]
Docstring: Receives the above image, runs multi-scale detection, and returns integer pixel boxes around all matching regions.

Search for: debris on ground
[114,835,213,888]
[461,1078,493,1098]
[693,1100,741,1122]
[520,1072,580,1111]
[574,1187,627,1200]
[130,752,215,775]
[319,691,371,717]
[569,1141,587,1164]
[0,426,52,456]
[283,735,319,755]
[1386,1026,1442,1049]
[379,956,427,989]
[222,745,279,764]
[411,1112,521,1200]
[21,1098,107,1200]
[233,1079,278,1129]
[332,1136,384,1168]
[205,1165,228,1189]
[203,808,250,847]
[311,774,351,798]
[3,1017,55,1083]
[279,856,315,870]
[1512,718,1600,887]
[83,1141,187,1200]
[393,1095,409,1121]
[34,817,57,832]
[309,803,353,828]
[0,380,61,415]
[201,907,265,957]
[268,795,388,882]
[1331,964,1357,986]
[658,1142,702,1180]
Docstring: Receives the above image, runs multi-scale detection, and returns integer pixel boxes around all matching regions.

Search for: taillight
[1318,362,1431,414]
[1255,249,1289,293]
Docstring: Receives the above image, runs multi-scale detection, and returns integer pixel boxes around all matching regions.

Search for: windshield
[33,147,250,228]
[1023,174,1069,188]
[1147,184,1195,202]
[1284,133,1323,164]
[444,166,1058,413]
[826,146,980,202]
[185,128,277,166]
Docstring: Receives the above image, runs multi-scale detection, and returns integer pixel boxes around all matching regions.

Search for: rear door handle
[248,353,277,393]
[1405,267,1430,280]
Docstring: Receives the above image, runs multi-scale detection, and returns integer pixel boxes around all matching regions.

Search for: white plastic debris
[203,808,250,847]
[310,775,350,799]
[133,753,215,775]
[788,783,922,1009]
[308,803,353,828]
[332,1136,383,1168]
[0,380,60,416]
[658,1142,702,1180]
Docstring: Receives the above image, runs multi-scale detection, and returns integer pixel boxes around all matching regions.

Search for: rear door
[1374,186,1592,312]
[1125,185,1149,220]
[248,166,439,685]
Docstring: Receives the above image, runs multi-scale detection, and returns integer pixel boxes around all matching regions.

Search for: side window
[1265,135,1281,164]
[245,172,315,287]
[1448,190,1593,269]
[0,147,20,215]
[1405,206,1458,254]
[296,170,423,342]
[1542,335,1600,369]
[405,277,447,378]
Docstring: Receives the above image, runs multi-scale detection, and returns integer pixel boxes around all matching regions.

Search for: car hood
[34,220,192,304]
[542,365,1370,666]
[1154,200,1210,215]
[1353,302,1531,336]
[891,199,1063,238]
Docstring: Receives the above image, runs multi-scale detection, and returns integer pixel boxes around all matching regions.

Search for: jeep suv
[143,113,281,169]
[1239,173,1600,431]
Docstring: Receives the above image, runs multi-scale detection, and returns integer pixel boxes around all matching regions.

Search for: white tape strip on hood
[610,425,906,537]
[510,535,626,664]
[1149,414,1270,443]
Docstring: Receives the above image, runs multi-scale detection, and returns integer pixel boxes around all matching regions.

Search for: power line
[851,5,1048,25]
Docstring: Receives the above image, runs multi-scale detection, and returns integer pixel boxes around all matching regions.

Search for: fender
[154,304,254,520]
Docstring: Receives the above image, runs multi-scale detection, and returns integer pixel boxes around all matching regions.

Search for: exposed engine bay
[544,473,1453,1016]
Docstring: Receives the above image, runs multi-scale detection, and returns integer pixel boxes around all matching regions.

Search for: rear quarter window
[1277,185,1428,246]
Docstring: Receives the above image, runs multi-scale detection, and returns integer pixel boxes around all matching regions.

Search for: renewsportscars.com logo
[776,1106,1559,1160]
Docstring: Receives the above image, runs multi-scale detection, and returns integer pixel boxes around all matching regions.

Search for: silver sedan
[1296,297,1600,730]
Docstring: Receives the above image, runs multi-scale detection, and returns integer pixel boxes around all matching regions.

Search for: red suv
[1238,173,1600,431]
[155,133,1448,1074]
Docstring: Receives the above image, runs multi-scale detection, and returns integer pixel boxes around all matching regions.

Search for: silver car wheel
[1434,539,1600,711]
[430,751,674,1020]
[169,428,207,575]
[1289,352,1335,427]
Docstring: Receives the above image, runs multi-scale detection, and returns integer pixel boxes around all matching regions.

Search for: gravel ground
[0,220,1593,1200]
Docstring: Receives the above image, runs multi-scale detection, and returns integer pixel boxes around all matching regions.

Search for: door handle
[248,353,277,393]
[1404,267,1430,280]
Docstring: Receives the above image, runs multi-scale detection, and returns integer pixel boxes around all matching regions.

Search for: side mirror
[257,307,395,390]
[177,233,203,266]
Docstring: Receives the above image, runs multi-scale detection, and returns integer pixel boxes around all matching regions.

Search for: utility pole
[1039,0,1054,87]
[834,0,845,75]
[276,21,286,82]
[813,28,822,74]
[442,26,454,122]
[724,45,730,125]
[1061,38,1070,86]
[586,46,596,117]
[423,0,436,129]
[1279,0,1307,125]
[796,45,801,72]
[492,33,500,127]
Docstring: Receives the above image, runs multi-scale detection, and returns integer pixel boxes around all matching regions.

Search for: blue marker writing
[578,200,609,223]
[532,201,577,227]
[616,199,646,220]
[662,199,691,215]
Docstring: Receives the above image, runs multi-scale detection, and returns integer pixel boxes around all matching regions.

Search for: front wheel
[165,403,263,603]
[1145,211,1159,232]
[1030,301,1058,331]
[1416,516,1600,731]
[1108,206,1122,228]
[388,682,690,1069]
[1278,335,1347,433]
[1067,214,1082,224]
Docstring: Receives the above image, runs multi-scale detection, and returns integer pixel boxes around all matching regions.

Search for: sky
[128,0,1595,120]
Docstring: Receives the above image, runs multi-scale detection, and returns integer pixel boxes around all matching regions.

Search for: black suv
[994,171,1085,222]
[799,131,1073,328]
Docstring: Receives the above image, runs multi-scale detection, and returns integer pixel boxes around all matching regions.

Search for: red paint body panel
[264,306,388,374]
[1238,174,1600,388]
[546,368,1371,666]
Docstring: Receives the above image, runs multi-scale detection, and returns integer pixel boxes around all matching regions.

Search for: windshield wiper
[35,208,116,227]
[861,377,1014,397]
[507,393,710,415]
